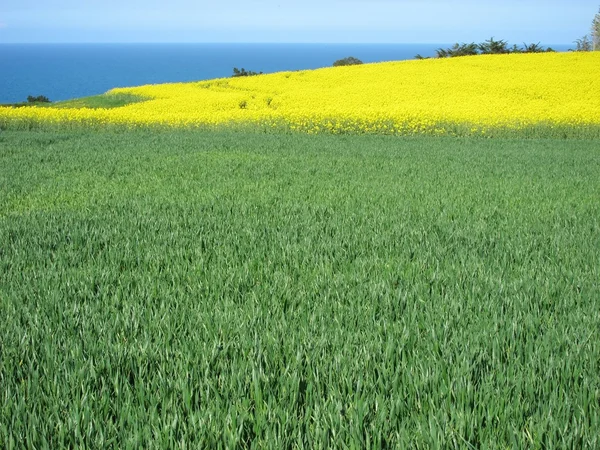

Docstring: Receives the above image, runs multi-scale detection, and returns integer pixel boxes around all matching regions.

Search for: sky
[0,0,598,44]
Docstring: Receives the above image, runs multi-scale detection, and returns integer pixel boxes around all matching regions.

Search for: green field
[1,130,599,448]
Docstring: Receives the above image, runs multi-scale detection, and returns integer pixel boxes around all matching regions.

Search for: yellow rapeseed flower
[1,52,598,136]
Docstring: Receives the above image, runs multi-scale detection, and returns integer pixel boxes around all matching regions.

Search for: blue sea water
[0,43,452,103]
[0,43,572,103]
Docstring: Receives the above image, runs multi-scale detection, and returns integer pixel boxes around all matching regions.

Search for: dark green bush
[232,67,262,77]
[27,95,51,103]
[332,57,363,67]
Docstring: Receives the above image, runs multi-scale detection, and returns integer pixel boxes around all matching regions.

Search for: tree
[436,42,478,57]
[478,37,510,54]
[332,56,363,67]
[592,7,600,50]
[572,35,593,51]
[434,48,449,58]
[573,6,600,51]
[521,42,544,53]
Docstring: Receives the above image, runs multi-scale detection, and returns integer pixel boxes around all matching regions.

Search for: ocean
[0,43,572,104]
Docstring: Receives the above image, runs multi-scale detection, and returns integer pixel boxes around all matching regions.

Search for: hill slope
[1,52,599,136]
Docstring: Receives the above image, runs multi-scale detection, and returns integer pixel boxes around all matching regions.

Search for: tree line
[416,38,555,59]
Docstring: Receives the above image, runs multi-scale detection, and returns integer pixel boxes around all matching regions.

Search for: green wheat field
[1,130,599,448]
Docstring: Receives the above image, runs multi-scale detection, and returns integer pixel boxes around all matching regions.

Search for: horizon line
[0,41,576,46]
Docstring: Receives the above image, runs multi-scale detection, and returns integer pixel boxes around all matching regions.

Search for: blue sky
[0,0,597,44]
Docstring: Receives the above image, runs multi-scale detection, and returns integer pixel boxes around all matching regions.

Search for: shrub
[232,67,262,77]
[333,57,363,67]
[27,95,51,103]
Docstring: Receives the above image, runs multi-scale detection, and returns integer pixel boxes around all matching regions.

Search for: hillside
[1,52,599,137]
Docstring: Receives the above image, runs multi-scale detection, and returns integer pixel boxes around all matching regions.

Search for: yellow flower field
[1,52,599,136]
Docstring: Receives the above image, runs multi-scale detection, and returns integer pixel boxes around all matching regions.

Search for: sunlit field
[1,52,599,137]
[1,47,600,448]
[1,130,599,447]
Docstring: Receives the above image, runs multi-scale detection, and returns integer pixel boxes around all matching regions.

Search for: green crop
[1,130,599,448]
